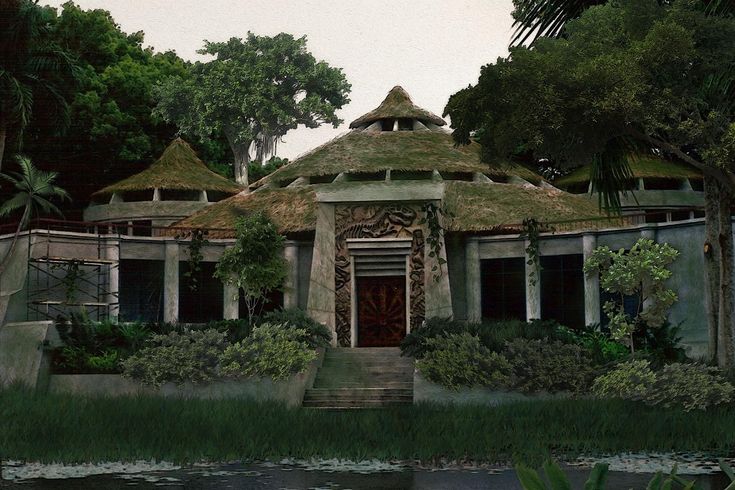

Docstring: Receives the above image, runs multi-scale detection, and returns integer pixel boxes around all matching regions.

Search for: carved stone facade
[334,204,425,346]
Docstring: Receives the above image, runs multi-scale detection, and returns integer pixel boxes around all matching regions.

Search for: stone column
[105,240,120,320]
[525,239,541,320]
[425,233,454,320]
[307,203,337,345]
[222,282,239,320]
[284,242,299,309]
[583,234,600,327]
[163,241,179,324]
[465,238,482,322]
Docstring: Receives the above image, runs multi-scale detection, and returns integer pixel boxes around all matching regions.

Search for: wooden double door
[356,275,407,347]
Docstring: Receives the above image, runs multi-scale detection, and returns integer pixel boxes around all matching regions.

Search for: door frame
[347,239,412,348]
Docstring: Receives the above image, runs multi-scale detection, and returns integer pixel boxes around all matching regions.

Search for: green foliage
[519,217,545,287]
[258,308,332,348]
[181,229,209,292]
[214,212,288,324]
[219,323,317,381]
[418,202,449,281]
[516,460,609,490]
[584,238,679,350]
[416,333,513,390]
[504,338,598,393]
[593,360,735,411]
[562,327,630,365]
[203,319,253,343]
[121,329,227,387]
[249,156,288,183]
[153,33,350,184]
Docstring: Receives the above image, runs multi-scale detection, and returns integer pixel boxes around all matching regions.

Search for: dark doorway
[356,276,406,347]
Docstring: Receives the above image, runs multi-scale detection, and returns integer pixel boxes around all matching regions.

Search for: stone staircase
[302,347,414,409]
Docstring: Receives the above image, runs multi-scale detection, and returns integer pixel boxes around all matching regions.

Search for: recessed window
[481,258,526,321]
[670,210,691,222]
[131,220,152,237]
[644,210,668,223]
[486,174,509,183]
[381,119,395,131]
[440,171,474,182]
[690,179,704,192]
[207,191,230,203]
[122,190,153,202]
[309,174,338,184]
[161,189,200,201]
[643,178,682,191]
[391,170,433,181]
[277,178,298,188]
[693,209,705,218]
[345,171,386,182]
[541,254,584,329]
[398,118,413,131]
[119,259,164,323]
[178,262,223,323]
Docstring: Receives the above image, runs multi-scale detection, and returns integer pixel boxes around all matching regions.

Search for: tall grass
[1,388,734,465]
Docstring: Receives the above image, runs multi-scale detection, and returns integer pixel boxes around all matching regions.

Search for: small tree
[584,238,679,353]
[214,212,287,324]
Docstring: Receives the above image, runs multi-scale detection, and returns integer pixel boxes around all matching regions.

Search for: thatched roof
[171,187,317,237]
[252,131,542,189]
[349,86,446,129]
[443,182,625,233]
[554,155,703,189]
[93,138,243,197]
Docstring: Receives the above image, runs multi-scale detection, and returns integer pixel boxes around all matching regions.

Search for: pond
[3,459,733,489]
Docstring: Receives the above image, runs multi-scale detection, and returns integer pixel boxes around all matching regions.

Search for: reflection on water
[2,462,732,490]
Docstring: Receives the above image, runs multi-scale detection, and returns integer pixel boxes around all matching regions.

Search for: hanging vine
[51,259,83,304]
[181,229,209,291]
[519,218,543,287]
[419,202,453,282]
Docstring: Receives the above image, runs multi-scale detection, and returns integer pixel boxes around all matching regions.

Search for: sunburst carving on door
[356,276,406,347]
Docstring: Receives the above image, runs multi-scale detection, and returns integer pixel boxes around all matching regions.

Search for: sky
[42,0,517,160]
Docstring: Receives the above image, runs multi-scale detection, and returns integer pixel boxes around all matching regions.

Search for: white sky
[42,0,516,160]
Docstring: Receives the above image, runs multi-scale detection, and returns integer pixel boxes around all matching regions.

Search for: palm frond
[0,192,29,217]
[589,142,635,214]
[511,0,605,46]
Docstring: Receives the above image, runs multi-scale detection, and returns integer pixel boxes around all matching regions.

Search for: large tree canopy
[153,33,351,186]
[446,0,735,366]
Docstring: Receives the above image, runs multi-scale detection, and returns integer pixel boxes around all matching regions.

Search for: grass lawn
[1,387,734,465]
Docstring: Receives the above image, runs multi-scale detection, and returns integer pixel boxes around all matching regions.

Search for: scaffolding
[26,227,119,322]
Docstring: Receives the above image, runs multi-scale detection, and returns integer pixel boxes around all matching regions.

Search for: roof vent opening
[309,174,338,185]
[440,171,474,182]
[689,179,704,192]
[345,171,386,182]
[397,118,413,131]
[121,190,154,202]
[643,178,683,191]
[381,118,396,131]
[207,191,230,203]
[391,170,433,181]
[160,189,201,201]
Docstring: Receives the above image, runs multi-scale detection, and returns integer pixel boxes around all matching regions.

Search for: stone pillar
[425,233,454,319]
[163,241,179,324]
[105,240,120,320]
[284,242,299,309]
[223,282,239,320]
[307,203,337,345]
[583,234,600,327]
[525,239,541,320]
[465,238,482,322]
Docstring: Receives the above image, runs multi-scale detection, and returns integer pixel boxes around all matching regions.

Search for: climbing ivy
[519,218,544,287]
[419,202,451,282]
[181,229,209,291]
[51,259,83,304]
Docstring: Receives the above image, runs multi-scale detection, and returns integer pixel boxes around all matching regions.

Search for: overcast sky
[42,0,516,160]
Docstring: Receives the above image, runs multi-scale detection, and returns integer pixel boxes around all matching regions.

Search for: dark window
[644,210,668,223]
[600,290,641,331]
[119,260,164,323]
[239,288,284,321]
[131,220,152,237]
[122,190,153,202]
[693,209,705,218]
[398,118,413,131]
[689,179,704,192]
[670,210,691,222]
[160,189,200,201]
[391,170,433,181]
[540,254,585,329]
[207,191,230,203]
[481,258,526,321]
[439,171,474,182]
[309,174,338,184]
[643,178,682,190]
[178,262,223,323]
[345,171,385,182]
[381,119,395,131]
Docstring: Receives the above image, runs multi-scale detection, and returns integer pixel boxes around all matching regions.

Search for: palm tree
[0,0,77,170]
[0,155,69,273]
[509,0,735,366]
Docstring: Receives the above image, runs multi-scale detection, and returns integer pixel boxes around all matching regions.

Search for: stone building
[0,86,712,356]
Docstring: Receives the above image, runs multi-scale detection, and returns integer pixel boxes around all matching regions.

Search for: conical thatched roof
[349,86,446,128]
[251,131,543,189]
[554,155,702,189]
[92,138,244,197]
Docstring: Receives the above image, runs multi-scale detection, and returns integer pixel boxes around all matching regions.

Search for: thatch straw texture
[443,182,626,233]
[171,187,317,237]
[554,155,703,188]
[93,138,243,197]
[252,131,542,189]
[349,86,446,128]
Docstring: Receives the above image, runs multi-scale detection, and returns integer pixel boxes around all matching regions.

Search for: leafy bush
[647,363,734,411]
[633,320,688,367]
[204,319,253,343]
[219,323,317,381]
[592,360,656,401]
[401,317,571,358]
[592,360,735,411]
[503,339,597,394]
[121,329,228,387]
[416,333,513,390]
[258,308,332,348]
[560,327,630,365]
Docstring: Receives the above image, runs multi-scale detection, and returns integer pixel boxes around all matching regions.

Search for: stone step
[305,388,412,396]
[303,399,413,408]
[312,382,414,389]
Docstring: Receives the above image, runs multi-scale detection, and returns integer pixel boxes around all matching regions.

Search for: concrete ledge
[413,370,570,406]
[0,321,60,390]
[48,348,325,407]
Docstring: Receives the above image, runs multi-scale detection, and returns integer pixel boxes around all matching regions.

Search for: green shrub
[84,349,120,372]
[416,333,513,390]
[219,323,317,381]
[592,360,735,411]
[503,338,597,394]
[258,308,332,348]
[121,329,228,387]
[592,360,656,401]
[569,329,630,365]
[647,363,734,411]
[204,319,253,343]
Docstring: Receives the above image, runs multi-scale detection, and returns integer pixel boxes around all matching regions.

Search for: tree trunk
[0,121,7,173]
[717,183,734,369]
[232,143,251,187]
[704,175,721,363]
